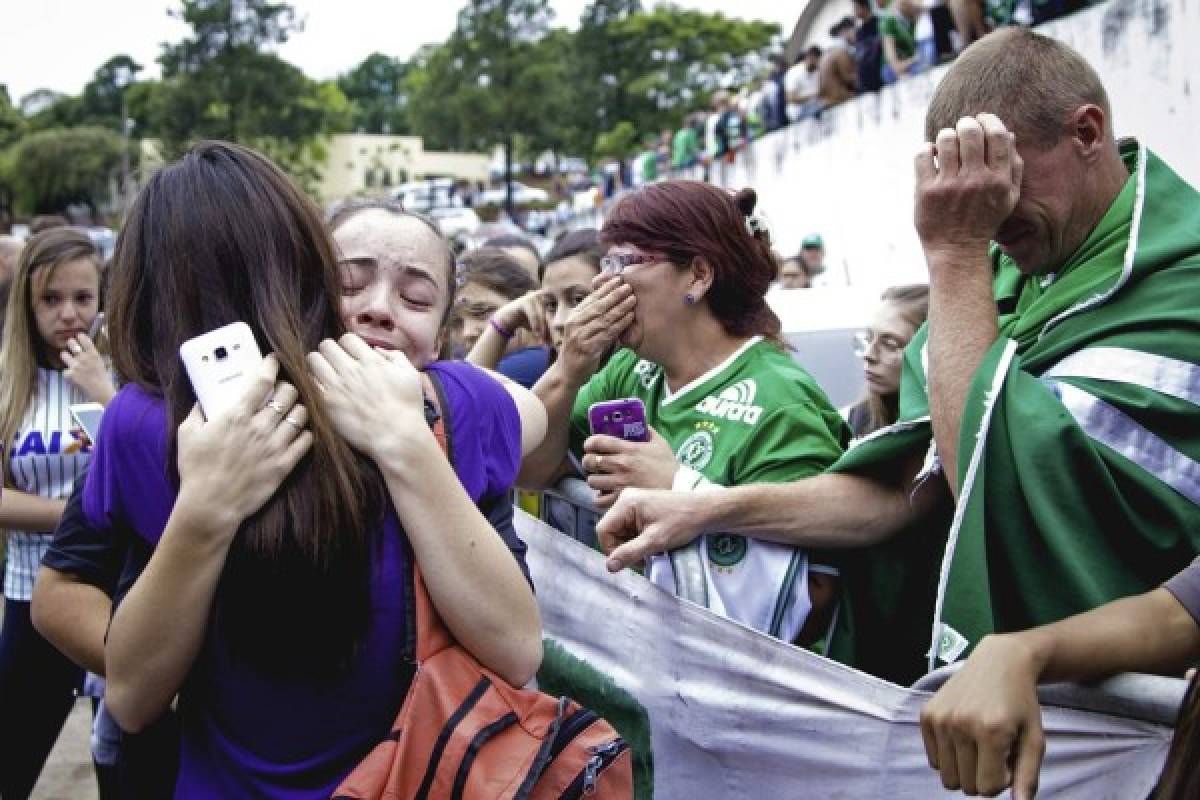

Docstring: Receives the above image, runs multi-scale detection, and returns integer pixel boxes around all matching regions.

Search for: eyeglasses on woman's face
[599,251,666,275]
[854,329,908,360]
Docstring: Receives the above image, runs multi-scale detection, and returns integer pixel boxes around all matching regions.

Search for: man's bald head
[925,28,1112,150]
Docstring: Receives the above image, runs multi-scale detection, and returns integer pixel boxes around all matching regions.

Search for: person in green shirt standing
[521,180,850,646]
[881,0,925,84]
[593,28,1200,687]
[671,115,701,171]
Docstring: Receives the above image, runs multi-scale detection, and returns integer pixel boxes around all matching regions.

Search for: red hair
[601,181,783,344]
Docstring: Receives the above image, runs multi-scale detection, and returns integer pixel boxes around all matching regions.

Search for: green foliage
[338,53,410,135]
[406,0,561,209]
[0,86,25,150]
[79,55,144,131]
[22,91,85,132]
[569,1,779,158]
[137,0,346,192]
[594,121,640,160]
[9,127,125,214]
[405,0,778,165]
[0,0,782,214]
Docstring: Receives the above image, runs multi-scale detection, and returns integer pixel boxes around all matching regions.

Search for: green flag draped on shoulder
[828,141,1200,684]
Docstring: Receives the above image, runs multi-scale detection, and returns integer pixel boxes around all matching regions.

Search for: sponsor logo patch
[696,379,763,424]
[633,359,660,391]
[707,533,748,568]
[676,430,714,471]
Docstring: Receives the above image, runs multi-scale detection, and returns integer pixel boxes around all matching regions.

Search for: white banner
[519,512,1182,799]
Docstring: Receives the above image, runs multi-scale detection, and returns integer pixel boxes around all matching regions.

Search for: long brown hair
[0,228,103,486]
[108,141,385,672]
[1155,672,1200,799]
[850,284,929,437]
[601,181,784,345]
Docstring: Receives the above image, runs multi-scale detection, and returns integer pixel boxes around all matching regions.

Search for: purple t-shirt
[1164,557,1200,627]
[84,360,523,799]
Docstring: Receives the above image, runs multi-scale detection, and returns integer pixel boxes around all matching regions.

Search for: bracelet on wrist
[490,317,515,340]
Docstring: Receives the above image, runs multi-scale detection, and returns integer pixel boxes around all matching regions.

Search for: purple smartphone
[588,398,650,442]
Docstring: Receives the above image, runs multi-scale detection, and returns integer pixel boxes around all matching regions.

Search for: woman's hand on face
[582,427,678,509]
[558,275,636,384]
[176,354,313,539]
[495,291,552,348]
[307,333,426,464]
[62,334,115,406]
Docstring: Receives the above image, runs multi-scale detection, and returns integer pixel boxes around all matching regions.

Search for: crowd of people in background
[592,0,1104,201]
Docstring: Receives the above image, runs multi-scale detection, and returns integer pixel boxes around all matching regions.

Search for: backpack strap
[402,370,457,664]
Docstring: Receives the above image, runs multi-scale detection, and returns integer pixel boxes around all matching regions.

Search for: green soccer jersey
[571,337,850,642]
[570,337,849,488]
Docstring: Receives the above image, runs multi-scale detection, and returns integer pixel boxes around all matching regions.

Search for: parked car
[478,181,550,207]
[427,205,481,240]
[391,179,459,212]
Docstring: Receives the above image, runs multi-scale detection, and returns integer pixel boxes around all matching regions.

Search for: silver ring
[282,415,302,430]
[69,339,82,352]
[265,400,286,415]
[594,454,604,472]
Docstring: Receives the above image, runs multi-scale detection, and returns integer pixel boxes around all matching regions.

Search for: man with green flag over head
[595,27,1200,685]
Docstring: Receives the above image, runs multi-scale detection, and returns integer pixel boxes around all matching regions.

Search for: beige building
[318,134,491,203]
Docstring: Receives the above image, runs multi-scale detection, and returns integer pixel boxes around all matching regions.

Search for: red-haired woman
[521,180,850,646]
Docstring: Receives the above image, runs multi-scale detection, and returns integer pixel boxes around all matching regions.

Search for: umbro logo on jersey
[695,379,763,424]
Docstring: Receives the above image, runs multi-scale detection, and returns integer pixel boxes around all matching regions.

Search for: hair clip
[745,210,770,239]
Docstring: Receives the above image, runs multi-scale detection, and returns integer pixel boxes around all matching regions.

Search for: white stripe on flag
[1044,347,1200,407]
[1050,380,1200,506]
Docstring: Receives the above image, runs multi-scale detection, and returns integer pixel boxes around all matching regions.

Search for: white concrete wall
[706,0,1199,293]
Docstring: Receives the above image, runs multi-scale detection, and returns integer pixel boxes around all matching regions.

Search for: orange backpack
[332,372,633,800]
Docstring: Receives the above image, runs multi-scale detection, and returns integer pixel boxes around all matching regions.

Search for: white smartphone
[69,402,105,444]
[179,322,264,419]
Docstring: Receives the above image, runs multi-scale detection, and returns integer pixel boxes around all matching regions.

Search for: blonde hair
[852,284,929,436]
[0,228,102,485]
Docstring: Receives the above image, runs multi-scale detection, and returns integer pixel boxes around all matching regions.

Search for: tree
[338,53,410,135]
[139,0,347,192]
[9,127,125,215]
[407,0,558,213]
[79,55,144,131]
[0,87,23,222]
[21,89,85,131]
[0,86,25,149]
[594,121,638,161]
[569,1,778,157]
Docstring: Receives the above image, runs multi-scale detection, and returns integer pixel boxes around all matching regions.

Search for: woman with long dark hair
[96,143,541,797]
[521,181,850,646]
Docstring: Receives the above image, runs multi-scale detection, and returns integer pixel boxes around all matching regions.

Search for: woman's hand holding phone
[583,427,678,509]
[175,354,313,540]
[306,333,427,465]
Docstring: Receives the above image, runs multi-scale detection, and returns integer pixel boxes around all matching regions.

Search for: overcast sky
[1,1,799,104]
